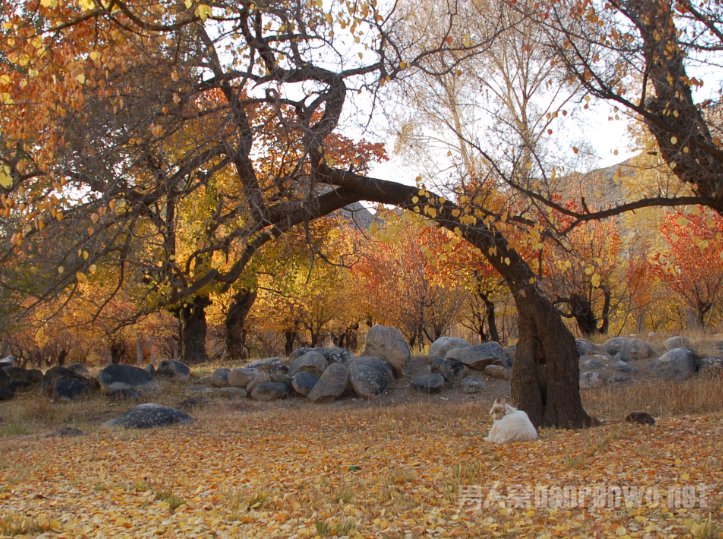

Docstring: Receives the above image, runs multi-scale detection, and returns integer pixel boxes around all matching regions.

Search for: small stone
[461,376,486,394]
[412,373,445,392]
[484,365,512,381]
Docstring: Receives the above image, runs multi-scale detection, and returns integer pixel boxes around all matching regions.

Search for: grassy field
[0,374,721,538]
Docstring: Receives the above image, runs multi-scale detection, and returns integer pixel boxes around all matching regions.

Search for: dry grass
[583,373,723,421]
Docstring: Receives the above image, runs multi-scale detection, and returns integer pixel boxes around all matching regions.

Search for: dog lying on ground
[484,398,538,443]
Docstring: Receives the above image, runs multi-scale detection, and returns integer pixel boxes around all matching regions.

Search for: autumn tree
[0,0,599,427]
[651,208,723,328]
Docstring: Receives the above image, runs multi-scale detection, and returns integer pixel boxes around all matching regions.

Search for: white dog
[484,398,538,443]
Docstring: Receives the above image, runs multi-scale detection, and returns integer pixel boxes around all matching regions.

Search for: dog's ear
[498,397,507,404]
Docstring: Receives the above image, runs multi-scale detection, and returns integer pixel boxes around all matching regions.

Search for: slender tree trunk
[225,288,257,360]
[284,330,297,356]
[179,296,211,364]
[481,293,500,342]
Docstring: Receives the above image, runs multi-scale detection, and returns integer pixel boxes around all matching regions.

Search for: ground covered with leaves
[0,396,720,538]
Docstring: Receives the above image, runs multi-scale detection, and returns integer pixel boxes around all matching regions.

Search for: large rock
[99,364,157,395]
[665,336,691,350]
[651,348,698,380]
[245,358,288,378]
[348,356,394,399]
[428,337,468,359]
[363,325,410,376]
[435,358,468,383]
[228,367,258,388]
[41,367,94,397]
[0,355,17,369]
[155,360,190,380]
[291,347,354,365]
[461,375,486,394]
[52,377,98,401]
[484,364,512,381]
[105,403,192,429]
[67,363,90,377]
[209,367,230,387]
[602,337,654,361]
[580,354,610,371]
[307,363,349,403]
[246,371,271,393]
[291,371,319,396]
[412,373,445,393]
[2,366,42,391]
[289,351,328,376]
[445,342,505,370]
[250,382,289,401]
[0,368,15,401]
[575,339,597,356]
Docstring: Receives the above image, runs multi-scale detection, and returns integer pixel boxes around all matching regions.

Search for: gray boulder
[580,371,606,389]
[484,364,512,381]
[428,337,468,359]
[308,363,349,403]
[155,360,190,380]
[246,358,288,378]
[67,363,90,377]
[246,371,271,393]
[363,325,410,376]
[412,373,445,393]
[615,361,636,373]
[2,366,42,391]
[436,358,468,383]
[665,336,691,350]
[580,354,610,371]
[349,356,394,399]
[602,337,654,360]
[250,382,289,401]
[228,367,258,388]
[291,347,354,364]
[99,364,158,395]
[52,377,98,401]
[0,369,14,401]
[0,355,17,368]
[210,367,230,387]
[445,342,505,370]
[291,371,319,396]
[575,339,597,356]
[651,348,698,380]
[461,375,486,394]
[290,351,328,376]
[105,403,192,429]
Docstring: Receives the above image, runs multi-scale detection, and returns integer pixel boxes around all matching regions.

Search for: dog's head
[489,398,508,421]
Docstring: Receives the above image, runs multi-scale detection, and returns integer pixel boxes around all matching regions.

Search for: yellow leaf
[41,0,58,7]
[76,73,86,85]
[195,3,212,20]
[184,0,192,7]
[591,273,601,288]
[0,165,12,188]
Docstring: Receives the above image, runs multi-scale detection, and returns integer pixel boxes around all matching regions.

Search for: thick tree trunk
[225,288,257,360]
[179,296,211,364]
[511,289,597,428]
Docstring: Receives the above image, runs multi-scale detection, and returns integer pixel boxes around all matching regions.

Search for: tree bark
[179,296,211,364]
[225,288,257,360]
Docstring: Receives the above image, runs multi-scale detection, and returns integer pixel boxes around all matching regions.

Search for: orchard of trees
[0,0,721,428]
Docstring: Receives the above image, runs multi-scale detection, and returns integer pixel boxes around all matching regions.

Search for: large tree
[0,0,719,426]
